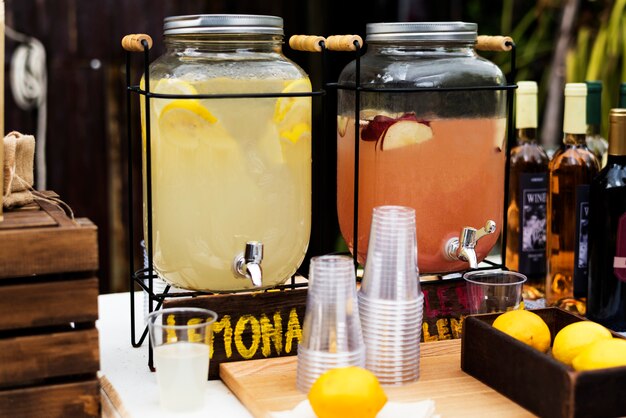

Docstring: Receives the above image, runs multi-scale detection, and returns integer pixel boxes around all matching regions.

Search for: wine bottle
[620,83,626,108]
[506,81,549,300]
[585,81,608,167]
[547,83,600,313]
[587,108,626,331]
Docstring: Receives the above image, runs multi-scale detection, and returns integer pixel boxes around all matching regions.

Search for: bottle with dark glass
[506,81,549,300]
[620,83,626,108]
[585,81,608,167]
[587,108,626,331]
[547,83,600,313]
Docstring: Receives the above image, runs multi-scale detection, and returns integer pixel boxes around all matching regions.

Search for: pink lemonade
[337,115,506,273]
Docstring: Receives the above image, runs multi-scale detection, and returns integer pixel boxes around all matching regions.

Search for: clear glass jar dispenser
[141,15,312,291]
[336,22,507,273]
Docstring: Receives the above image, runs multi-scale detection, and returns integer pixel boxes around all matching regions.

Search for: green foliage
[468,0,561,125]
[469,0,624,137]
[568,0,626,137]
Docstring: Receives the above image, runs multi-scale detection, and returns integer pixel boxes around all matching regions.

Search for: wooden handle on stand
[288,35,326,52]
[476,35,514,52]
[325,35,363,51]
[121,34,153,52]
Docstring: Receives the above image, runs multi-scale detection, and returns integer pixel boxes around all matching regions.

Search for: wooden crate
[462,308,626,418]
[0,197,100,418]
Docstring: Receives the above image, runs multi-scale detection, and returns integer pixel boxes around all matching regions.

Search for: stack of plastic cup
[296,255,366,392]
[359,205,424,385]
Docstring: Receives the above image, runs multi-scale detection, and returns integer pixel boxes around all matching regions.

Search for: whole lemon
[308,366,387,418]
[552,321,612,366]
[572,338,626,371]
[492,310,551,352]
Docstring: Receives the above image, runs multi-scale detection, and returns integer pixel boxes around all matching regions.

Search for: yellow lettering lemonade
[140,76,311,291]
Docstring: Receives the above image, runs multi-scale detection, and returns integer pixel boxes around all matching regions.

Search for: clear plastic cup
[362,332,421,344]
[362,343,420,352]
[358,302,423,315]
[360,327,421,339]
[358,292,424,307]
[296,346,365,392]
[360,206,420,301]
[359,304,423,318]
[300,255,363,353]
[374,374,420,385]
[297,346,365,362]
[297,255,365,392]
[147,308,217,412]
[463,270,527,314]
[368,365,421,375]
[369,367,420,384]
[360,306,424,319]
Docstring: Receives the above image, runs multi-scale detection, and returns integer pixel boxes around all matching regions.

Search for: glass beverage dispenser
[141,15,312,291]
[337,22,507,273]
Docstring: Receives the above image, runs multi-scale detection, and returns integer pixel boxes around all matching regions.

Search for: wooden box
[461,308,626,418]
[0,198,100,418]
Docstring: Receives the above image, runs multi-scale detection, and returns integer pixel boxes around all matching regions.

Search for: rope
[6,26,47,190]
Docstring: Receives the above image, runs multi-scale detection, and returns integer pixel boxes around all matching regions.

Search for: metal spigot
[445,220,497,269]
[233,241,264,287]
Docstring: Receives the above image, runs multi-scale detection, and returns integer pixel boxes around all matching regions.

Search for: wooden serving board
[220,339,535,418]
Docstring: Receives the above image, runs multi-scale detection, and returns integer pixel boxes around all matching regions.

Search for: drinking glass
[147,307,217,412]
[464,270,527,314]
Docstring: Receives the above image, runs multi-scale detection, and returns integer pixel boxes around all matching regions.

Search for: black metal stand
[125,40,324,370]
[328,40,517,273]
[124,37,517,371]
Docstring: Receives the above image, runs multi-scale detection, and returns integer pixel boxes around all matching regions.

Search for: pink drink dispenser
[336,22,508,273]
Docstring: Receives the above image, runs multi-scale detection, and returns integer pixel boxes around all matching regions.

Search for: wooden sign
[421,278,470,342]
[163,289,307,379]
[162,277,470,379]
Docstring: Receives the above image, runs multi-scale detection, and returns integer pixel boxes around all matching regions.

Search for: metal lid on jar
[164,14,283,36]
[366,22,477,42]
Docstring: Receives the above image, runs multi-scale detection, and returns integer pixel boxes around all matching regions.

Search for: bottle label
[518,173,548,277]
[574,184,590,296]
[614,212,626,282]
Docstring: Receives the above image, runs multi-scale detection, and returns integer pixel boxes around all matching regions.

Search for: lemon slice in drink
[158,100,226,150]
[274,78,311,122]
[274,78,312,144]
[143,78,199,116]
[280,122,311,144]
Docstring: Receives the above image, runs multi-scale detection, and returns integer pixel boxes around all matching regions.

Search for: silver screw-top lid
[164,14,283,36]
[366,22,477,42]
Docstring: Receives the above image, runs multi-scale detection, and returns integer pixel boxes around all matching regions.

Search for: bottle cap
[564,83,587,134]
[585,81,602,126]
[517,81,538,94]
[515,81,538,129]
[565,83,587,97]
[609,108,626,156]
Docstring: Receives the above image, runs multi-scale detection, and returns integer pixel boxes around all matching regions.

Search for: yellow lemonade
[140,77,311,291]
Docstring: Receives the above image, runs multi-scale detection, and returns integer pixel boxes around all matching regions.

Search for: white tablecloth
[98,292,253,418]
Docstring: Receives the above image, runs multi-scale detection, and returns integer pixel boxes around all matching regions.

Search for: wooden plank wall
[3,0,400,293]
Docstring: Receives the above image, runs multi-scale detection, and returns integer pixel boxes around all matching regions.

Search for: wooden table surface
[220,339,536,418]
